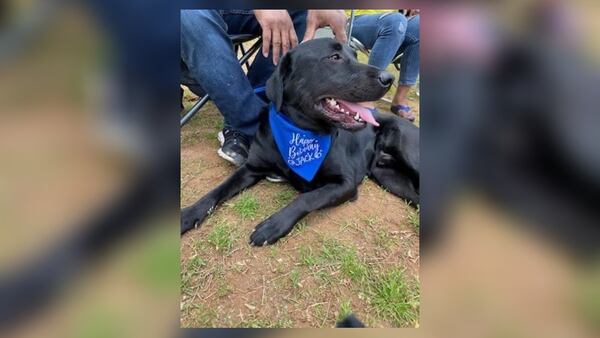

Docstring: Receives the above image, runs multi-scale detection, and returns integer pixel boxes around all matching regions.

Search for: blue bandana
[268,103,332,182]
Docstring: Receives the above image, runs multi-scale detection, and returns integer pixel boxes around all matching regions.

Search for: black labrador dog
[181,38,419,246]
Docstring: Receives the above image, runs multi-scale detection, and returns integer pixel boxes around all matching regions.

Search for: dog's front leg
[249,182,357,246]
[181,165,263,235]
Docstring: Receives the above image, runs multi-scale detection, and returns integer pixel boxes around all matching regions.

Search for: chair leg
[181,93,210,127]
[238,38,262,69]
[239,44,251,71]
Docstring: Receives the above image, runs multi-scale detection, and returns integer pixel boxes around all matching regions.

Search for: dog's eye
[328,53,341,61]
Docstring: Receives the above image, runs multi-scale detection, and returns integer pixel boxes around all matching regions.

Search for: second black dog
[181,38,419,246]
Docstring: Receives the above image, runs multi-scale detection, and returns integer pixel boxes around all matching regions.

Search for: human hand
[254,10,298,65]
[302,10,348,43]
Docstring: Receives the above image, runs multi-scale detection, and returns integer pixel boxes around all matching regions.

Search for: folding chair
[180,34,263,127]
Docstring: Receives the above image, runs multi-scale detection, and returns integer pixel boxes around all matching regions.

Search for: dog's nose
[378,71,394,87]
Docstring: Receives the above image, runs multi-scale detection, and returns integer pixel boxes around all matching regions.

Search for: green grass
[233,191,260,219]
[320,238,348,262]
[374,229,393,249]
[212,116,225,131]
[298,239,370,283]
[299,245,318,267]
[408,207,420,231]
[200,130,219,143]
[338,219,356,232]
[338,299,353,322]
[206,221,236,252]
[217,281,232,298]
[320,239,368,282]
[289,268,301,288]
[181,130,202,147]
[181,272,192,295]
[273,187,297,208]
[340,249,368,282]
[186,256,207,273]
[268,245,279,259]
[312,303,326,323]
[289,219,307,236]
[370,268,419,326]
[187,305,218,327]
[362,215,380,228]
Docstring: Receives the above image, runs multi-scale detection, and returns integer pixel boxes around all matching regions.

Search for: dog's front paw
[249,217,294,246]
[180,207,200,235]
[180,200,214,235]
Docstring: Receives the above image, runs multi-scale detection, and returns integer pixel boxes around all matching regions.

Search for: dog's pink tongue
[337,100,380,126]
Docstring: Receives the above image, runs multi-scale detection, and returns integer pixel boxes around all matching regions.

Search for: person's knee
[406,15,420,41]
[379,12,407,37]
[181,10,225,35]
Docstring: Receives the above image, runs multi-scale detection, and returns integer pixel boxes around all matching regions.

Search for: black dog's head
[266,38,394,131]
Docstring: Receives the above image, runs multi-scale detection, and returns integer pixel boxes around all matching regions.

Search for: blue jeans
[397,15,420,86]
[351,13,419,86]
[351,12,407,70]
[180,10,307,138]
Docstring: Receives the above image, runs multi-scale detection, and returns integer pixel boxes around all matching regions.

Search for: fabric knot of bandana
[269,103,332,182]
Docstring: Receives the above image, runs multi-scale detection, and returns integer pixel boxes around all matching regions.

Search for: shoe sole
[217,148,244,167]
[217,131,224,146]
[266,175,286,183]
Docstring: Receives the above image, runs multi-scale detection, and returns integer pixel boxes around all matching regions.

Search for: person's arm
[302,10,348,43]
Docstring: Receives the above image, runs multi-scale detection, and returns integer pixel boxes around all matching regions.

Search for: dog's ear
[266,52,291,111]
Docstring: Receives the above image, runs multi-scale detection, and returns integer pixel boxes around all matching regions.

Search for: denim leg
[397,15,420,86]
[350,13,407,70]
[180,10,264,137]
[222,10,308,88]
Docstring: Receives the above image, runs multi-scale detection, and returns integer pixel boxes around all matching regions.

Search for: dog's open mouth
[319,97,380,129]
